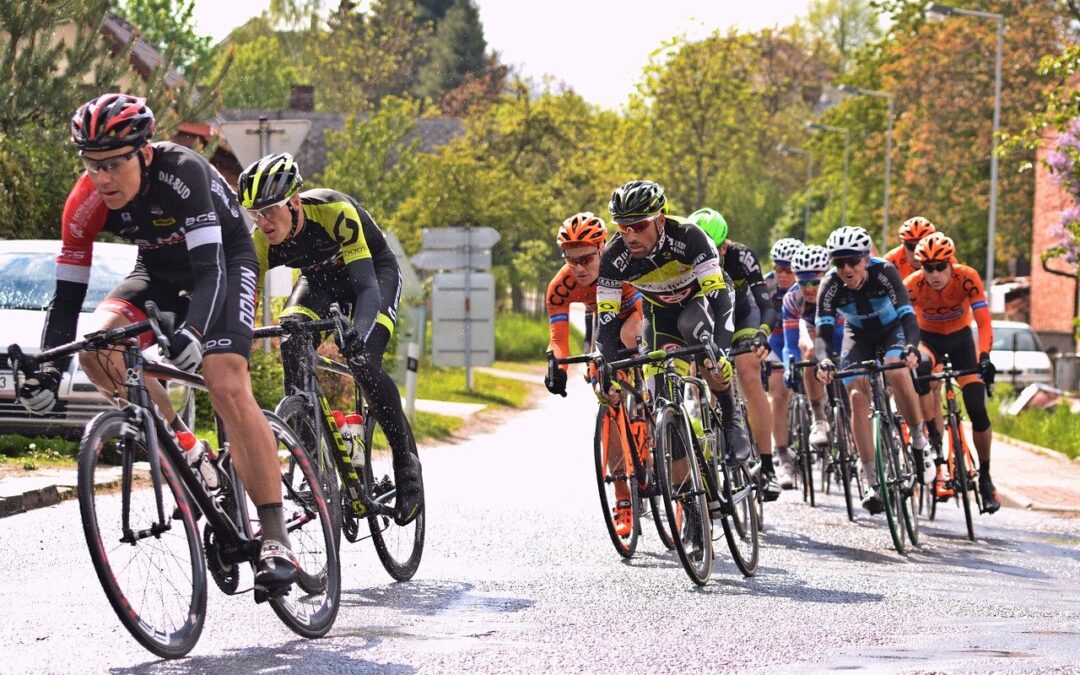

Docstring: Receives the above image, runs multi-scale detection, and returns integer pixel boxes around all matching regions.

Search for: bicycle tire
[874,414,907,554]
[253,412,341,638]
[655,405,712,585]
[835,408,858,522]
[364,411,425,581]
[720,461,760,576]
[594,407,640,558]
[78,409,206,659]
[895,421,920,546]
[797,398,815,507]
[276,394,343,551]
[952,424,975,540]
[637,418,678,551]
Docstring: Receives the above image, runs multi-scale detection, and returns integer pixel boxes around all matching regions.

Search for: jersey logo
[152,217,176,227]
[334,211,361,245]
[158,171,191,199]
[657,287,694,304]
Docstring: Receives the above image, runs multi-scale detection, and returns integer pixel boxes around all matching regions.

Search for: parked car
[0,240,195,438]
[987,320,1054,389]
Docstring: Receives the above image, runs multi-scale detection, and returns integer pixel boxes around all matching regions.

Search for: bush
[987,387,1080,459]
[495,312,585,362]
[0,434,78,459]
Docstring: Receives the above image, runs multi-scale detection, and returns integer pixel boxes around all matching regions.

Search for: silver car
[0,240,194,438]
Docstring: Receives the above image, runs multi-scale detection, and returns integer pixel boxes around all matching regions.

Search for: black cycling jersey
[814,257,920,361]
[721,241,775,331]
[46,141,254,356]
[595,215,733,363]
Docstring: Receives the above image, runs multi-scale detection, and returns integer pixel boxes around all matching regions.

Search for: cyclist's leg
[881,326,930,477]
[841,334,878,503]
[768,352,790,450]
[732,302,772,459]
[950,331,999,511]
[277,275,321,396]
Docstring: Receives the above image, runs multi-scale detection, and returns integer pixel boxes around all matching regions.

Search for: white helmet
[826,226,873,256]
[770,238,804,265]
[793,245,830,273]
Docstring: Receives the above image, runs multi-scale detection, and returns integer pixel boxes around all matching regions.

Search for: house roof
[100,12,185,89]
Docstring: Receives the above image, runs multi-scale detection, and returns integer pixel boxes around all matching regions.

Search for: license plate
[0,370,13,397]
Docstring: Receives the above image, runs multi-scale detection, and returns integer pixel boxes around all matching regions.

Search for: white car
[0,240,194,438]
[988,320,1054,389]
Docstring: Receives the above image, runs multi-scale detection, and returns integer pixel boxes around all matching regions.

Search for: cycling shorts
[732,298,763,346]
[280,264,402,337]
[839,321,907,385]
[915,327,980,394]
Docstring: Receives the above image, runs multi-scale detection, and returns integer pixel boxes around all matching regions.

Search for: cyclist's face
[251,196,301,245]
[81,144,152,209]
[903,240,922,269]
[832,255,868,289]
[773,263,796,290]
[562,244,600,285]
[618,213,663,258]
[798,274,823,302]
[922,261,952,290]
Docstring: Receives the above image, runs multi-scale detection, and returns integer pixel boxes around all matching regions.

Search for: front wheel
[720,461,760,576]
[875,414,907,555]
[594,407,639,558]
[78,410,206,659]
[655,406,712,586]
[365,412,425,581]
[275,394,343,551]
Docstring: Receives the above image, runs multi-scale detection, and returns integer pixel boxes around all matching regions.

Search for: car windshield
[0,250,132,312]
[993,327,1042,352]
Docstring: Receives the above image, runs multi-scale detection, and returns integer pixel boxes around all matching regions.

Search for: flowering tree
[1045,118,1080,268]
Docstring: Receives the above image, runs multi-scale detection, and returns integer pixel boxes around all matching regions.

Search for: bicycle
[783,357,820,507]
[916,361,989,540]
[7,303,340,658]
[834,359,920,554]
[254,308,424,581]
[821,372,864,521]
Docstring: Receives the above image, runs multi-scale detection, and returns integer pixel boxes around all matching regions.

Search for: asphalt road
[2,374,1079,673]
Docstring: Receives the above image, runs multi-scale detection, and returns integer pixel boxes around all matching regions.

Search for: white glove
[165,326,204,372]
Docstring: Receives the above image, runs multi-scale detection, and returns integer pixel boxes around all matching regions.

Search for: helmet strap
[285,200,301,240]
[136,143,151,196]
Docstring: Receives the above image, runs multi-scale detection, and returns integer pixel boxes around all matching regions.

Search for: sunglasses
[903,241,918,251]
[615,214,659,234]
[774,263,793,273]
[798,278,821,288]
[922,261,950,273]
[245,201,288,223]
[80,146,142,175]
[564,251,599,267]
[832,255,865,269]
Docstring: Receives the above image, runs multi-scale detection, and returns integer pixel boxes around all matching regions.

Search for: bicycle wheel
[894,422,920,546]
[636,416,677,551]
[364,412,425,581]
[276,395,343,550]
[797,399,815,507]
[834,409,858,522]
[594,408,639,558]
[655,405,712,585]
[952,424,975,541]
[874,415,907,554]
[78,410,206,659]
[252,412,341,638]
[720,460,760,576]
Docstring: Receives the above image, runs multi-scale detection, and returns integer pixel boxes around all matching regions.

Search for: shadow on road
[343,580,534,618]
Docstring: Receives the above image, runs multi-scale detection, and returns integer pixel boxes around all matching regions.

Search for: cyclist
[778,244,844,486]
[19,93,299,593]
[544,212,643,396]
[691,208,782,500]
[595,181,749,466]
[238,152,423,526]
[763,238,803,488]
[813,226,932,514]
[884,216,937,280]
[904,232,1000,512]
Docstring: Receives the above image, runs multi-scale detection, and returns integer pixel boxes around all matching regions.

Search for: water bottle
[335,411,365,469]
[176,430,220,490]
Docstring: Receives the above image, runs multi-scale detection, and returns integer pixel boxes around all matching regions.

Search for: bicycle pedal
[253,584,290,604]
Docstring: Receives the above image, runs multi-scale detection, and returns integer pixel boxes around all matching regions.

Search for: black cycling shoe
[254,539,299,598]
[862,487,885,515]
[761,471,782,502]
[979,476,1001,514]
[393,452,425,526]
[724,424,752,464]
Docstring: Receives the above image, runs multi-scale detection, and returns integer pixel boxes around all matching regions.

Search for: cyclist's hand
[336,326,366,360]
[816,358,835,384]
[901,344,920,369]
[751,330,770,360]
[978,351,996,387]
[545,367,567,397]
[17,365,62,414]
[784,368,798,390]
[603,383,621,407]
[166,326,204,372]
[704,355,733,384]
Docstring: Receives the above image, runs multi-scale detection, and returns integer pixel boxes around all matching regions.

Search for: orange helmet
[914,232,956,263]
[557,212,608,248]
[899,216,936,243]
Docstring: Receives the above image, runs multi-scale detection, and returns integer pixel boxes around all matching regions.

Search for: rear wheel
[655,405,712,586]
[720,461,760,576]
[594,408,639,558]
[365,412,425,581]
[875,415,907,555]
[835,408,858,522]
[953,425,976,541]
[276,395,342,550]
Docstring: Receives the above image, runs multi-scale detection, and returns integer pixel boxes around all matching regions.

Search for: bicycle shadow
[762,529,898,566]
[699,564,885,605]
[342,580,534,618]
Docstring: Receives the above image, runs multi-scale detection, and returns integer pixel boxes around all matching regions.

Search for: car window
[0,250,132,312]
[992,327,1041,352]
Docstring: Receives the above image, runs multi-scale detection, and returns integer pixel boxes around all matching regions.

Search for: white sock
[862,460,878,490]
[910,423,927,450]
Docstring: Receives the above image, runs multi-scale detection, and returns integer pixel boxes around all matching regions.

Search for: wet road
[2,374,1079,673]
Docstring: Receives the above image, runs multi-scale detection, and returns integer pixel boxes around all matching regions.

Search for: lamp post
[777,143,813,241]
[838,84,894,251]
[926,2,1005,286]
[806,122,851,227]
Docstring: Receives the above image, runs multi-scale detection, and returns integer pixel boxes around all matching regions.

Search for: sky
[191,0,815,109]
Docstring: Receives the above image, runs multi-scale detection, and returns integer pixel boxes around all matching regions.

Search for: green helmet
[609,180,667,223]
[238,152,304,209]
[689,207,729,246]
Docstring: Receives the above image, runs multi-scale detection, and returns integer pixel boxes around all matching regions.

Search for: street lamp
[777,143,813,241]
[926,2,1005,286]
[806,122,851,227]
[838,84,895,251]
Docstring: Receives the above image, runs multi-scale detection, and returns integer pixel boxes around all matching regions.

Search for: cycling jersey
[815,257,920,360]
[595,216,733,362]
[253,188,399,340]
[45,141,255,358]
[904,263,991,354]
[721,241,776,333]
[782,284,844,365]
[545,265,641,366]
[884,245,917,280]
[763,270,791,360]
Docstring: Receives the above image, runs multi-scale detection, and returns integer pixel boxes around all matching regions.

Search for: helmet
[914,231,956,263]
[770,238,804,265]
[238,153,304,209]
[71,93,156,151]
[689,208,728,246]
[557,212,608,248]
[899,216,936,243]
[826,226,873,256]
[792,245,830,274]
[609,180,667,223]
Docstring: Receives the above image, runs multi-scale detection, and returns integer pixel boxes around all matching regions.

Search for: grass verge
[987,386,1080,459]
[409,365,530,409]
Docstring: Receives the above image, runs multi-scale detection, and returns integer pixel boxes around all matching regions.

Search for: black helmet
[71,93,156,152]
[609,180,667,223]
[238,153,304,209]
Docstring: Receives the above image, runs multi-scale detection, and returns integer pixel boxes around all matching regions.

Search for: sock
[862,460,878,489]
[257,503,292,549]
[717,388,736,428]
[910,423,927,449]
[811,398,827,422]
[761,453,774,474]
[979,460,991,481]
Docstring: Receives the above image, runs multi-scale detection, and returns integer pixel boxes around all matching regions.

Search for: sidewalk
[990,431,1080,512]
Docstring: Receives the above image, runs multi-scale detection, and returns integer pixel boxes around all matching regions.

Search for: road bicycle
[916,361,989,540]
[834,359,920,554]
[821,370,864,521]
[254,308,424,581]
[782,357,821,507]
[7,302,339,658]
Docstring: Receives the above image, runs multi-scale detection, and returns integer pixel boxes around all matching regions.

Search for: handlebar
[833,359,910,379]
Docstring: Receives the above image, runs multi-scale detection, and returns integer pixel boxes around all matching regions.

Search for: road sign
[218,119,312,167]
[421,226,500,250]
[412,248,492,272]
[431,273,496,369]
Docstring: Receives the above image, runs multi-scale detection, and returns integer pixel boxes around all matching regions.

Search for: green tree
[806,0,881,73]
[415,0,488,100]
[215,35,301,109]
[115,0,214,75]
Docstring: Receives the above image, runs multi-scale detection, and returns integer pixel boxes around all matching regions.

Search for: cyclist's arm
[782,289,801,360]
[595,245,625,363]
[966,268,993,354]
[688,226,733,353]
[741,246,776,331]
[882,263,920,349]
[545,270,573,369]
[335,203,383,341]
[171,160,229,337]
[814,275,839,361]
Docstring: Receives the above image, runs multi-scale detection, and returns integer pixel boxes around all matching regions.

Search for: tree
[414,0,456,23]
[215,35,301,109]
[115,0,214,75]
[415,0,488,100]
[806,0,882,73]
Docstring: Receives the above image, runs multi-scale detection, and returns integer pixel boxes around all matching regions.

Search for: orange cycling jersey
[884,245,917,280]
[904,263,992,353]
[546,264,641,367]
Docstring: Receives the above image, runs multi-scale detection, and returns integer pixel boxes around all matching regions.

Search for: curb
[991,431,1080,465]
[0,485,76,518]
